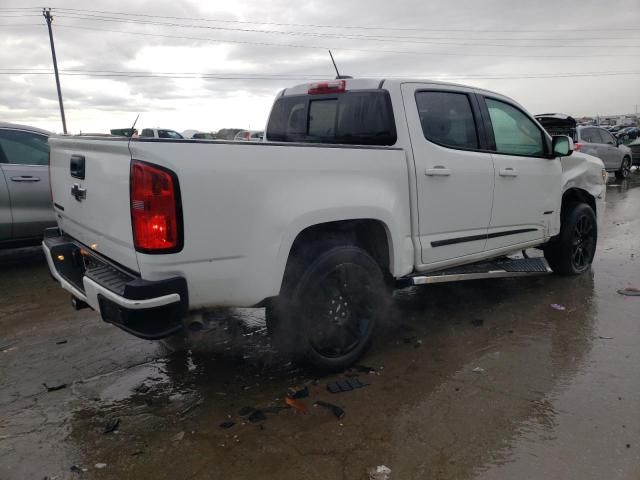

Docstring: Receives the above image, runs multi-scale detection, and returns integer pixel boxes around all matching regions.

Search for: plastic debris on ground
[287,385,309,399]
[95,463,107,469]
[103,417,120,434]
[550,303,566,311]
[368,465,392,480]
[43,381,67,392]
[472,367,485,373]
[617,287,640,297]
[314,400,345,420]
[326,377,367,394]
[285,396,309,414]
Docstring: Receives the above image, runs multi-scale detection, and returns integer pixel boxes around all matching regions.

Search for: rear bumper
[42,229,188,339]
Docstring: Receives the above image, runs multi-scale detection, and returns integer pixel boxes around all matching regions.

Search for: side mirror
[551,135,573,157]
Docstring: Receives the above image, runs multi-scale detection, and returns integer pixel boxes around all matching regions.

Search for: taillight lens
[244,131,251,140]
[130,160,182,253]
[308,79,346,95]
[574,142,583,151]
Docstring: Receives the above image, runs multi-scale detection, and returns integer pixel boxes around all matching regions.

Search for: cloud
[0,0,638,133]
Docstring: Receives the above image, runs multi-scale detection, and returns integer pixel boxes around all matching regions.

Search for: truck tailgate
[48,137,139,272]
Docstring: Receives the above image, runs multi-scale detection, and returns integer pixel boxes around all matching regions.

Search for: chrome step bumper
[405,257,552,286]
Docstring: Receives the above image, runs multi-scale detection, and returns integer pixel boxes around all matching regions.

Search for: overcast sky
[1,0,639,134]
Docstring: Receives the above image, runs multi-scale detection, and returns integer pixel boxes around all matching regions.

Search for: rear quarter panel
[129,140,413,308]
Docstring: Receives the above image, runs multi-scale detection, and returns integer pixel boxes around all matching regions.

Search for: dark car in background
[0,122,56,248]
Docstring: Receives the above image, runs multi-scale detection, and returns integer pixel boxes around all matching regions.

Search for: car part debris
[326,377,367,394]
[617,287,640,296]
[368,465,391,480]
[219,421,235,429]
[248,410,266,423]
[103,417,120,434]
[43,381,67,392]
[285,396,309,414]
[287,385,309,399]
[550,303,566,311]
[315,400,345,420]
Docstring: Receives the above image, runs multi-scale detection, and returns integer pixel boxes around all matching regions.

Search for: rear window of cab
[266,90,397,146]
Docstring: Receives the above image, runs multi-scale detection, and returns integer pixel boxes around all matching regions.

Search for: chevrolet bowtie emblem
[71,183,87,201]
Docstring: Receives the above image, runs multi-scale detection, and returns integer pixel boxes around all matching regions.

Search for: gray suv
[0,122,56,248]
[575,126,632,180]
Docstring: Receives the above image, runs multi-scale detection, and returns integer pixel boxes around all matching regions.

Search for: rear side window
[0,129,48,165]
[140,129,154,138]
[415,91,478,149]
[581,128,603,144]
[267,90,396,146]
[485,98,545,156]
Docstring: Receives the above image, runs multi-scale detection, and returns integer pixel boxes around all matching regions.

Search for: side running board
[402,257,552,286]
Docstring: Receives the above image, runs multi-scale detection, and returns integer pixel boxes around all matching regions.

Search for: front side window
[267,90,396,146]
[415,91,478,149]
[599,129,616,145]
[140,129,154,138]
[485,98,545,156]
[0,130,48,165]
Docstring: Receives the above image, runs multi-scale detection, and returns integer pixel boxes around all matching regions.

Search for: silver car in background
[0,122,56,248]
[575,125,632,180]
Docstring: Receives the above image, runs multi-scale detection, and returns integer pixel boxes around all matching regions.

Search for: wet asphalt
[1,172,639,480]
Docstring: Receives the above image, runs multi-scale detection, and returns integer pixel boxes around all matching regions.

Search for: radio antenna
[328,50,352,80]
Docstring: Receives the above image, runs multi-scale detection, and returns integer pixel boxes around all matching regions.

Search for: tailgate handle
[70,154,85,180]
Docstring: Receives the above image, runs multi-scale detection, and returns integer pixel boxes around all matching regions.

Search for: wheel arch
[278,218,394,291]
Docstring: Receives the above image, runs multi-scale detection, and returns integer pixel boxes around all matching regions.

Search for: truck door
[0,128,54,240]
[477,95,562,251]
[401,83,494,266]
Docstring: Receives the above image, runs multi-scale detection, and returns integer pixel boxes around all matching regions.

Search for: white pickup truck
[44,78,606,370]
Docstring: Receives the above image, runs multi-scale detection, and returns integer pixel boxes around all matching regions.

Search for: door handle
[10,176,41,182]
[499,168,518,177]
[425,166,451,176]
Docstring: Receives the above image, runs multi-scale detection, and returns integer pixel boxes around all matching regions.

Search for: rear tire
[615,156,631,180]
[544,203,597,275]
[267,244,390,372]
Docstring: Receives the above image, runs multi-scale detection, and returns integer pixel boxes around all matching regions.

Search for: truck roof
[281,77,506,100]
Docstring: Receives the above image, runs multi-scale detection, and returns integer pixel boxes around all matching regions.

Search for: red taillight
[574,142,583,151]
[244,131,251,140]
[130,160,182,253]
[308,79,346,95]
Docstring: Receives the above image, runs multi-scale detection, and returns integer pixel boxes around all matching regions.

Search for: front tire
[544,203,597,275]
[267,244,389,372]
[615,156,631,180]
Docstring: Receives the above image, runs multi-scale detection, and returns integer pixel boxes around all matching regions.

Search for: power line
[51,23,639,58]
[3,70,639,80]
[50,12,640,49]
[35,6,640,33]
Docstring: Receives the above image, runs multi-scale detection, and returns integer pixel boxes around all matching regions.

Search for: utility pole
[43,8,67,134]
